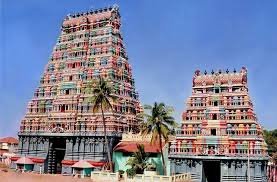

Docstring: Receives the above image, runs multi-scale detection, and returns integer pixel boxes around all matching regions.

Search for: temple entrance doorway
[202,160,221,182]
[47,137,66,174]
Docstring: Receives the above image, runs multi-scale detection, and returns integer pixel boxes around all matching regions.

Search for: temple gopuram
[12,5,141,174]
[169,68,268,182]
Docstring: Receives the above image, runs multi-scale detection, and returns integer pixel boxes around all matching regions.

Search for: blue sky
[1,0,277,137]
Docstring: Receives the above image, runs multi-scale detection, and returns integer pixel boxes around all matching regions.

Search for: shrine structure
[169,68,268,182]
[12,5,141,174]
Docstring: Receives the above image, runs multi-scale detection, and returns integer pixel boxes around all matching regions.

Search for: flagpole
[248,141,250,182]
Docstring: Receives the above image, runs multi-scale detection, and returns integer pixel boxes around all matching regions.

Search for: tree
[272,152,277,163]
[126,144,150,175]
[141,102,177,175]
[89,77,116,171]
[264,129,277,156]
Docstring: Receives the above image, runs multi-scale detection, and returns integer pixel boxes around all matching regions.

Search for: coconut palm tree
[141,102,176,175]
[89,77,116,171]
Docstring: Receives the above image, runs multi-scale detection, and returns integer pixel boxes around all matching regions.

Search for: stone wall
[170,158,268,182]
[15,134,121,174]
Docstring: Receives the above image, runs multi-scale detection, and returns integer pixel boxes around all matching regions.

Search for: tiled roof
[11,156,44,163]
[72,160,94,168]
[0,137,19,144]
[15,157,34,165]
[62,160,106,167]
[113,141,165,153]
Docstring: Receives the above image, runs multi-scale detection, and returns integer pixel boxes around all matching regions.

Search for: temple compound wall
[14,134,121,174]
[169,68,268,182]
[170,157,267,182]
[12,5,141,174]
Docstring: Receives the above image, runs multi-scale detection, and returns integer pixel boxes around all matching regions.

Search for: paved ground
[0,166,95,182]
[0,171,95,182]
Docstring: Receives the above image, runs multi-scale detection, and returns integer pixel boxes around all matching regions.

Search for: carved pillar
[235,161,242,180]
[65,138,70,153]
[34,137,39,156]
[79,138,85,159]
[221,160,228,178]
[71,138,79,161]
[84,138,90,159]
[37,137,42,151]
[38,137,44,157]
[196,160,202,177]
[239,160,245,180]
[175,160,184,174]
[255,161,262,177]
[44,138,49,154]
[190,160,195,174]
[64,139,71,159]
[91,138,96,160]
[230,160,236,176]
[94,138,101,161]
[27,137,31,154]
[74,137,80,153]
[18,137,23,155]
[185,160,190,173]
[22,137,29,155]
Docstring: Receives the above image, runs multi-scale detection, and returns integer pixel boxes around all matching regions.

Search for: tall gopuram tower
[12,5,141,174]
[169,68,268,182]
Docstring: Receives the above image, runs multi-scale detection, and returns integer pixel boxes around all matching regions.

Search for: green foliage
[264,129,277,156]
[87,78,116,112]
[126,168,136,178]
[141,102,177,144]
[272,152,277,163]
[126,144,150,174]
[140,102,177,175]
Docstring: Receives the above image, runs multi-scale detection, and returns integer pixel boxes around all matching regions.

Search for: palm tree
[126,144,150,174]
[141,102,176,175]
[89,77,116,171]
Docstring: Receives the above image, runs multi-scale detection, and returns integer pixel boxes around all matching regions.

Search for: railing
[171,173,191,182]
[169,148,267,157]
[91,172,191,182]
[18,131,123,137]
[91,171,118,181]
[126,175,171,182]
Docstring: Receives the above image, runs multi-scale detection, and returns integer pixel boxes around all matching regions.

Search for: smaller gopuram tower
[169,67,268,182]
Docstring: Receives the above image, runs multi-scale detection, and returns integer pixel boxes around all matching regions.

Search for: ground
[0,163,98,182]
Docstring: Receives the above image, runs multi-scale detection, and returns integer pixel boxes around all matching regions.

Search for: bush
[118,170,124,174]
[146,163,156,171]
[126,168,136,178]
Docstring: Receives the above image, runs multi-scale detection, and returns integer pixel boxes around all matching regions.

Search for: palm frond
[165,106,174,114]
[140,102,177,143]
[90,77,115,113]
